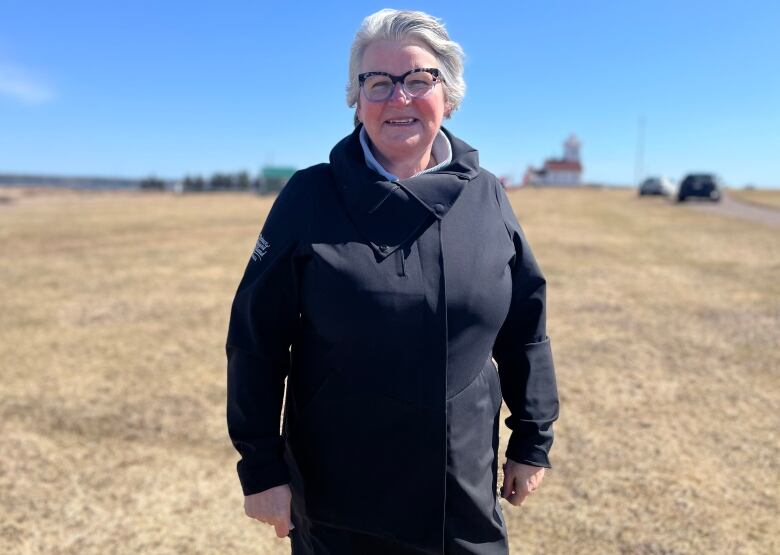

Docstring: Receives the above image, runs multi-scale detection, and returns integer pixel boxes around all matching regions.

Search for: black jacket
[226,125,559,554]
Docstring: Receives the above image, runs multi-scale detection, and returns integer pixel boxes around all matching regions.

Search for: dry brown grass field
[1,186,777,554]
[727,189,780,210]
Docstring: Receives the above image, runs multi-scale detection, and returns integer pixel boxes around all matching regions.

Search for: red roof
[544,160,582,172]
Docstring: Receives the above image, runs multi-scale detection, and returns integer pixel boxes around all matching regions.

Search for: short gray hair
[346,9,466,117]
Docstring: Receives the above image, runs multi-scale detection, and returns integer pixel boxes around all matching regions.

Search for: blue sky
[1,0,778,186]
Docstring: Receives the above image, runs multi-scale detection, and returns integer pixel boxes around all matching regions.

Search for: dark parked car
[677,173,722,202]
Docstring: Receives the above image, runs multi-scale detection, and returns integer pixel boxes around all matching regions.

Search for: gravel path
[687,192,780,228]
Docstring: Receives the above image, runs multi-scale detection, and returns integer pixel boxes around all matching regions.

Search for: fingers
[504,485,530,506]
[528,469,545,493]
[500,461,545,507]
[274,520,291,538]
[276,506,294,538]
[250,513,293,538]
[500,462,528,505]
[501,472,529,506]
[250,511,295,538]
[243,485,294,538]
[499,463,513,500]
[272,505,295,537]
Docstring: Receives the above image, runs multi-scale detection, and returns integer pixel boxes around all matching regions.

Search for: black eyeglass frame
[357,68,443,102]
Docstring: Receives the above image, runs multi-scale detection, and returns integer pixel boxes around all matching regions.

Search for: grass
[1,187,777,554]
[727,188,780,210]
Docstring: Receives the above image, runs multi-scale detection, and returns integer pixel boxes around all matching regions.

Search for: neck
[372,146,436,180]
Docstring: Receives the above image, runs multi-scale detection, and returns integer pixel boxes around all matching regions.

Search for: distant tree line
[139,168,293,194]
[140,177,167,190]
[180,171,253,191]
[0,174,140,189]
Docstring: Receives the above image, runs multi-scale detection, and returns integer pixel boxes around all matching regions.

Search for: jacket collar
[329,124,480,260]
[359,126,453,181]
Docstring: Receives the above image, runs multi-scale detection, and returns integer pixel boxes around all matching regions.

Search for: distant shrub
[140,177,166,190]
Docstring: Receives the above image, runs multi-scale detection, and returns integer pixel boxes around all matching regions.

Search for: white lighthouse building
[523,134,584,186]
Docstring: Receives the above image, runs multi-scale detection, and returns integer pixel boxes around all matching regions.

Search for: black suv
[677,173,722,202]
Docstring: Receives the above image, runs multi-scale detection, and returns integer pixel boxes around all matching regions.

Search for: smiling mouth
[385,118,418,126]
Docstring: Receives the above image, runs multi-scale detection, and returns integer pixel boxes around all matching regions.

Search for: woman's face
[357,39,450,167]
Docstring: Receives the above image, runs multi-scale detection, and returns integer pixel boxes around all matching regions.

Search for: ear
[444,101,454,119]
[355,98,363,122]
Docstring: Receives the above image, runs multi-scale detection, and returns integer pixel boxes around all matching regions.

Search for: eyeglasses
[358,68,442,103]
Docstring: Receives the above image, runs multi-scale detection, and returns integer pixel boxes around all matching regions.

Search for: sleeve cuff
[506,432,553,469]
[237,459,291,496]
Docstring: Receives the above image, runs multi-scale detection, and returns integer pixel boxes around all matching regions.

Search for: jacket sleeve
[492,182,560,468]
[226,173,312,496]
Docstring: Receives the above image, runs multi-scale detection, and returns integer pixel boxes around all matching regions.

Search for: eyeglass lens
[362,71,436,102]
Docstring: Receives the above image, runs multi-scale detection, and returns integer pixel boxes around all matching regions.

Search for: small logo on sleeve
[251,234,270,262]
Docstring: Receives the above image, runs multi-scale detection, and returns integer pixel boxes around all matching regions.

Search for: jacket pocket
[485,356,503,416]
[394,247,408,277]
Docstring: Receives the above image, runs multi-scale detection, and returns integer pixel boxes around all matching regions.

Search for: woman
[226,9,559,554]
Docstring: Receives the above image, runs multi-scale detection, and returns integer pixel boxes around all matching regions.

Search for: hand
[500,459,546,507]
[244,484,294,538]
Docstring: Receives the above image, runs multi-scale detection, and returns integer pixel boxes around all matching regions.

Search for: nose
[387,81,412,105]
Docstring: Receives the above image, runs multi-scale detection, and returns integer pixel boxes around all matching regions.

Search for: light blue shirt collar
[359,126,452,181]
